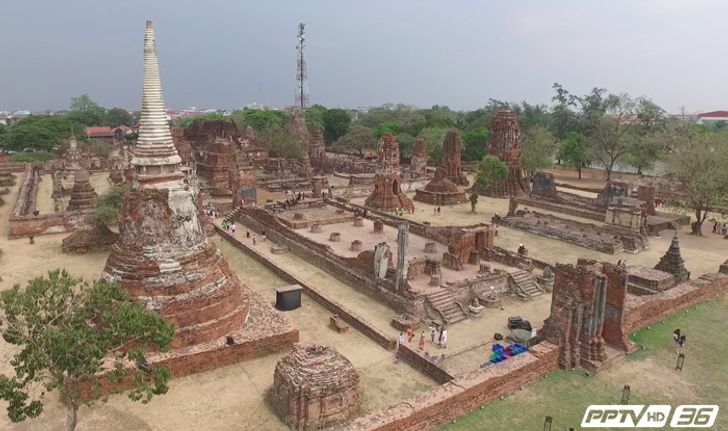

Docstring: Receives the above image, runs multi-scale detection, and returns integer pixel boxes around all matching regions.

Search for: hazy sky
[2,0,727,113]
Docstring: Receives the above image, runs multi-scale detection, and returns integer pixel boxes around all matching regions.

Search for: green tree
[521,125,556,177]
[68,94,107,126]
[6,116,84,152]
[0,124,8,149]
[104,108,134,128]
[304,104,327,131]
[550,83,579,142]
[475,155,507,189]
[469,192,479,213]
[375,121,401,139]
[258,125,302,159]
[331,125,376,154]
[242,109,288,132]
[0,270,175,431]
[576,89,664,180]
[322,108,351,143]
[417,127,449,165]
[665,127,728,235]
[462,127,488,162]
[178,113,224,128]
[93,187,125,226]
[395,132,416,157]
[559,132,589,179]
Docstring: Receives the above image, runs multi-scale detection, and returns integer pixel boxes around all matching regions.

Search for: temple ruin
[364,133,414,212]
[101,21,296,377]
[414,130,468,205]
[473,109,530,197]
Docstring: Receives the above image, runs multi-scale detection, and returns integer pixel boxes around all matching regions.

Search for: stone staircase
[425,289,467,324]
[509,270,543,300]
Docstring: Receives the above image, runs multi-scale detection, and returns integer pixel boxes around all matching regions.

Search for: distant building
[85,126,114,142]
[696,111,728,125]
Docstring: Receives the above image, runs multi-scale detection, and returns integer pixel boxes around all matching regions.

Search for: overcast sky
[1,0,726,113]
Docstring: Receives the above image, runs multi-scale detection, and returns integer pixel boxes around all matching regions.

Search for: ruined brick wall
[338,342,559,431]
[623,273,728,336]
[217,226,398,351]
[236,208,422,316]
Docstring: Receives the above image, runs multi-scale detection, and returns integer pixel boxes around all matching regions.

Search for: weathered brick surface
[473,109,530,198]
[336,342,559,431]
[623,273,728,335]
[365,134,414,212]
[272,345,360,430]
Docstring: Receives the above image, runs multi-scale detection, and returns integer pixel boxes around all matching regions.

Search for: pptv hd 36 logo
[582,405,719,428]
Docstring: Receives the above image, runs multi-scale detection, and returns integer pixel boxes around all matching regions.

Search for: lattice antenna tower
[295,22,308,110]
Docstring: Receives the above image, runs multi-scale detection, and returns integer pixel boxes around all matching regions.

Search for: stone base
[413,188,467,205]
[61,224,119,254]
[102,291,298,391]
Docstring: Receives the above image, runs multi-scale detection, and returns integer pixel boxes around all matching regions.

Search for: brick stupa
[475,109,530,197]
[365,133,414,212]
[654,231,690,283]
[414,129,468,205]
[102,21,296,378]
[62,169,118,254]
[272,344,360,430]
[409,138,428,178]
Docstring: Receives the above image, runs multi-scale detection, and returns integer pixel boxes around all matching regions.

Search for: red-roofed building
[85,126,114,139]
[697,111,728,125]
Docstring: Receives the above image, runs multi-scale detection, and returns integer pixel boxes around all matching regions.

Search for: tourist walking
[418,331,425,350]
[246,228,250,239]
[252,234,257,246]
[230,223,236,234]
[439,327,448,348]
[673,329,681,347]
[430,325,437,343]
[262,230,267,241]
[406,327,414,343]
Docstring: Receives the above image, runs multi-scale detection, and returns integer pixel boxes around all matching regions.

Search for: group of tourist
[432,206,442,215]
[394,325,449,365]
[202,205,220,219]
[617,259,629,269]
[711,221,728,236]
[222,221,236,234]
[282,191,304,210]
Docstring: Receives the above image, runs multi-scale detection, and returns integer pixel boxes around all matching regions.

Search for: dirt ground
[0,175,435,431]
[1,168,725,431]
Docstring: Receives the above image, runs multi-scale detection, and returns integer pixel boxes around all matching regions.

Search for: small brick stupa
[290,109,312,178]
[62,169,117,254]
[308,126,326,161]
[409,138,428,178]
[414,130,468,205]
[65,169,96,213]
[365,133,414,212]
[272,344,360,430]
[654,231,690,283]
[101,20,296,377]
[475,109,530,197]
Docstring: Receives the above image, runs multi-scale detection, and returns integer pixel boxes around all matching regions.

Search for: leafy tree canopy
[5,116,84,152]
[104,108,134,128]
[0,270,175,431]
[475,155,508,189]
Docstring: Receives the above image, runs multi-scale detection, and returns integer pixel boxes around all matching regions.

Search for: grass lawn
[441,294,728,431]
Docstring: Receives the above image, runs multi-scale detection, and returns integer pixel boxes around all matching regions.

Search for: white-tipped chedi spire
[131,20,182,187]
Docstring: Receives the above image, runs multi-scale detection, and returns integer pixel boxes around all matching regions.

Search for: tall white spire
[131,20,182,188]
